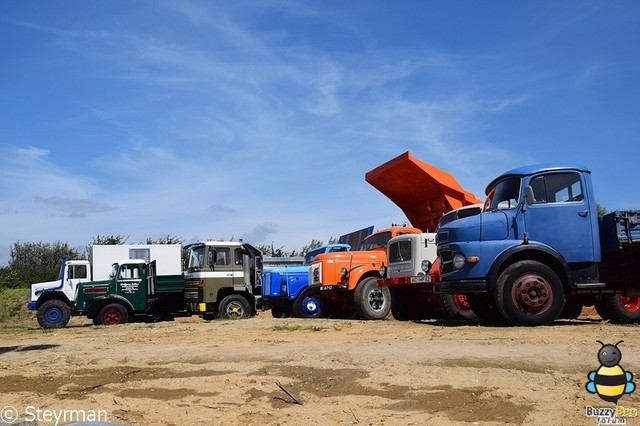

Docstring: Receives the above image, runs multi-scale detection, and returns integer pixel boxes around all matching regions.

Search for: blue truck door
[525,171,595,263]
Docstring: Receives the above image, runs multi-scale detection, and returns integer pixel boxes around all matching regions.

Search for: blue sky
[1,1,639,265]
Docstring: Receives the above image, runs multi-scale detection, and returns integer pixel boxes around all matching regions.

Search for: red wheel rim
[511,273,552,315]
[103,309,122,325]
[453,294,471,311]
[620,296,640,313]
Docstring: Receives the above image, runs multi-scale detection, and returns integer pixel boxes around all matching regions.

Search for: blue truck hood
[439,211,510,243]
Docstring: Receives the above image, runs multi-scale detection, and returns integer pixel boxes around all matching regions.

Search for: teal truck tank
[38,260,185,329]
[437,164,640,326]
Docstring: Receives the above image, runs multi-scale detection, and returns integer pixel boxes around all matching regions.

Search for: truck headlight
[453,254,466,270]
[379,265,387,277]
[421,260,432,273]
[340,268,348,278]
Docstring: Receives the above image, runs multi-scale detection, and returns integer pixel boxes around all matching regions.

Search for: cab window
[529,172,583,204]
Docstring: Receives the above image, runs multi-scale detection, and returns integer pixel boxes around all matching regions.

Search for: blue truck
[262,243,351,318]
[437,164,640,326]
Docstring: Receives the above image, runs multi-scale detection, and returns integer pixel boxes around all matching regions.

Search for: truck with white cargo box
[28,244,182,328]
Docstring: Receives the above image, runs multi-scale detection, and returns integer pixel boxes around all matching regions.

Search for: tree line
[0,235,336,290]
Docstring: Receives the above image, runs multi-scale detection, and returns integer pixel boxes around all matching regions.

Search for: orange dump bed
[365,151,483,232]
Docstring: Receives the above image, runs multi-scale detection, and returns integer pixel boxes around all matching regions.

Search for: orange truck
[305,151,482,320]
[306,225,422,319]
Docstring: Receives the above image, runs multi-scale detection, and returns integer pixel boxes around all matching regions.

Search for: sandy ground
[2,309,640,426]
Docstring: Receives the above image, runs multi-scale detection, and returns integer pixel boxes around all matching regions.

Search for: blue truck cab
[437,164,640,326]
[262,243,351,318]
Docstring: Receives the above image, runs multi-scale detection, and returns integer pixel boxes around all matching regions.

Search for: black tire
[390,288,417,321]
[354,277,391,320]
[293,291,323,318]
[270,304,291,318]
[96,303,129,326]
[466,294,504,323]
[602,295,640,323]
[390,287,434,321]
[37,300,71,329]
[439,293,477,321]
[218,294,252,319]
[495,260,565,326]
[559,300,583,320]
[594,296,612,321]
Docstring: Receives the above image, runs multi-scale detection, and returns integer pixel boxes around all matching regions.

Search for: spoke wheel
[355,277,390,320]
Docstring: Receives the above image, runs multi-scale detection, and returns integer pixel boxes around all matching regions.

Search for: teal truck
[38,259,185,328]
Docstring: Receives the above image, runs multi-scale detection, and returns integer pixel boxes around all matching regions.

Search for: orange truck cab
[305,225,422,320]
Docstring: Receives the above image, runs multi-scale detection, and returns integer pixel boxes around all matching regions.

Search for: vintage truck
[262,243,351,318]
[306,225,423,320]
[37,259,185,328]
[379,204,482,321]
[28,244,182,329]
[183,241,263,319]
[437,164,640,326]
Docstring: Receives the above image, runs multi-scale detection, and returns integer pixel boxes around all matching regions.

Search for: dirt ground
[2,308,640,426]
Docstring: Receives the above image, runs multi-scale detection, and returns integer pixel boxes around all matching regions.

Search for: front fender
[85,295,135,318]
[486,243,572,291]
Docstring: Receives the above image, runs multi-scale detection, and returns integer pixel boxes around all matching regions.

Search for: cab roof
[485,163,591,195]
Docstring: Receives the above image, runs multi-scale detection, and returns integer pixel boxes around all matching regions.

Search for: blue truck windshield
[485,177,521,211]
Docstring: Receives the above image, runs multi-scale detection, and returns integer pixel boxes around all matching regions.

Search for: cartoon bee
[586,340,635,403]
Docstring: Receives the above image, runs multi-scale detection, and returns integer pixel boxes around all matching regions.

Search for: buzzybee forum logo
[586,340,635,403]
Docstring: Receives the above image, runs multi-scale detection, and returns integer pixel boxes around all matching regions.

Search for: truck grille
[439,250,454,275]
[309,264,322,285]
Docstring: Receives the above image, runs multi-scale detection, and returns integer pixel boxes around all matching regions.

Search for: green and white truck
[36,259,185,328]
[28,244,182,328]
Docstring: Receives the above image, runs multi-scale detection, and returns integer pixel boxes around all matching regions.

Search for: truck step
[574,282,606,288]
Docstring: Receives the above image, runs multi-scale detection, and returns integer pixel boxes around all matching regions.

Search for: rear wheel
[466,294,504,323]
[439,293,477,321]
[37,300,71,329]
[495,260,565,326]
[218,295,252,319]
[293,292,323,318]
[390,288,419,321]
[594,296,612,320]
[271,304,291,318]
[559,300,583,320]
[602,295,640,323]
[355,277,391,320]
[96,303,128,326]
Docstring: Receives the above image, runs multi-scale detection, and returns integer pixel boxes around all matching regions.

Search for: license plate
[410,275,431,283]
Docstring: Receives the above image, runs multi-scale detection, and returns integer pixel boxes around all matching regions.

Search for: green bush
[0,267,23,290]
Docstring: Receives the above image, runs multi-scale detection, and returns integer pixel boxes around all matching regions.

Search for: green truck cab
[73,260,185,326]
[184,241,263,319]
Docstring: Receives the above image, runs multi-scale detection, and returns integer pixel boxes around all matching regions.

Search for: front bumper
[377,275,433,288]
[306,284,349,294]
[438,279,489,294]
[27,301,37,311]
